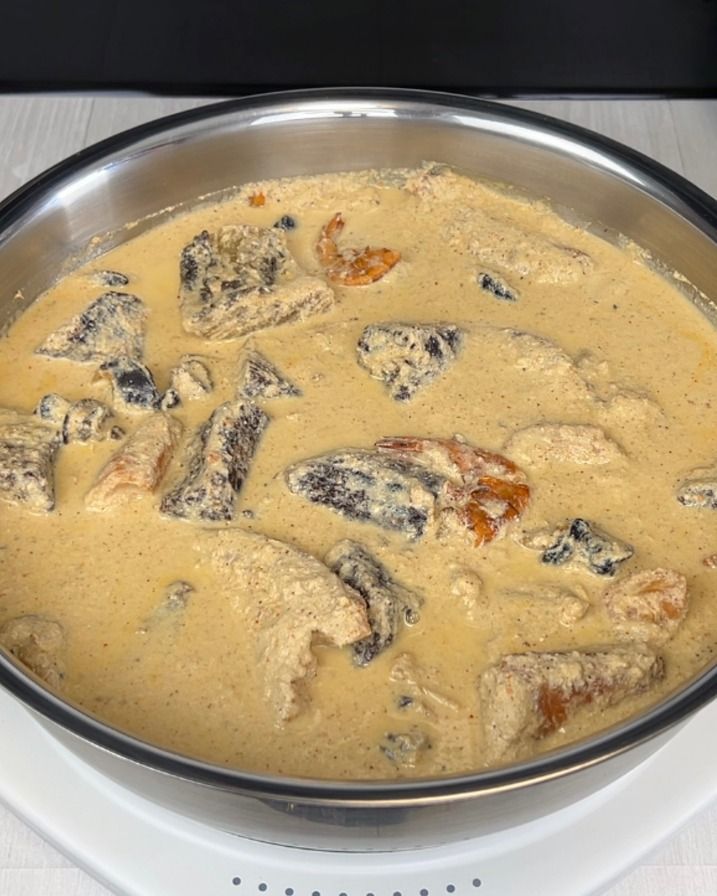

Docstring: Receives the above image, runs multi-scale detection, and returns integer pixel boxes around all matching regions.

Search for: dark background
[2,0,716,95]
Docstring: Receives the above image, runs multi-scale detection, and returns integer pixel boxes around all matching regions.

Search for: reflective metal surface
[0,89,716,850]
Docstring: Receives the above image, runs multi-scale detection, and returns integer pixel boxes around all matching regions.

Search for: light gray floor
[0,95,715,896]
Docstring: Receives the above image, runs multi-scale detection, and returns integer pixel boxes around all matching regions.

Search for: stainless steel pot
[1,89,716,852]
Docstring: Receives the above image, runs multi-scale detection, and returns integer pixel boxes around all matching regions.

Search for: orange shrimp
[316,213,401,286]
[375,436,530,546]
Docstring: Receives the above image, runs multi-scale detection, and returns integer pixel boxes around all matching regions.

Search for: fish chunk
[0,410,60,512]
[35,393,117,443]
[502,329,582,378]
[161,399,269,522]
[179,225,334,339]
[36,292,146,362]
[273,214,298,231]
[524,518,633,577]
[0,614,65,689]
[161,355,214,410]
[676,473,717,509]
[288,437,529,546]
[210,531,370,722]
[477,271,519,302]
[86,413,182,511]
[602,568,688,645]
[356,323,463,401]
[285,449,443,540]
[504,423,624,466]
[93,270,130,288]
[237,348,301,400]
[326,539,422,665]
[449,209,594,284]
[97,357,161,411]
[480,647,665,762]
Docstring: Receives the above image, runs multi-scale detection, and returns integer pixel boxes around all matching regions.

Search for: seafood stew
[0,164,715,779]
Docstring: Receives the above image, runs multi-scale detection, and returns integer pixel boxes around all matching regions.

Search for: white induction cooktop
[0,688,715,896]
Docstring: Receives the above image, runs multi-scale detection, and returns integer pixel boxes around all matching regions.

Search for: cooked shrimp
[376,436,530,545]
[317,213,401,285]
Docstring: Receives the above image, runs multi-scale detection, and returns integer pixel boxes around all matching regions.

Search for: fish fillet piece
[477,271,519,302]
[161,399,268,522]
[179,225,334,339]
[285,449,442,540]
[210,531,370,722]
[480,647,665,763]
[97,356,161,412]
[356,323,463,401]
[161,355,214,410]
[523,517,633,577]
[449,209,593,284]
[35,292,146,362]
[504,423,624,466]
[326,539,422,665]
[0,614,65,689]
[676,469,717,509]
[86,413,182,511]
[237,348,301,400]
[35,393,119,443]
[602,568,688,645]
[0,410,60,512]
[288,436,530,546]
[500,328,582,377]
[92,270,130,288]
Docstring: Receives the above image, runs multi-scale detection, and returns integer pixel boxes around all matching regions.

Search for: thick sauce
[0,166,716,779]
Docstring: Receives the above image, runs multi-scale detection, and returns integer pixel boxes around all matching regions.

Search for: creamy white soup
[0,165,715,779]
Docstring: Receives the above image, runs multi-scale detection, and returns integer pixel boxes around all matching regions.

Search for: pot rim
[0,87,716,806]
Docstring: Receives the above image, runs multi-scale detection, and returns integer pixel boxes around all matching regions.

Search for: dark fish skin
[357,323,463,401]
[541,517,633,576]
[0,411,60,512]
[161,399,269,522]
[36,292,146,363]
[273,215,297,231]
[95,270,130,288]
[179,225,333,340]
[35,393,115,444]
[326,539,422,665]
[477,271,518,301]
[237,349,301,400]
[98,357,161,411]
[676,478,717,509]
[285,449,443,540]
